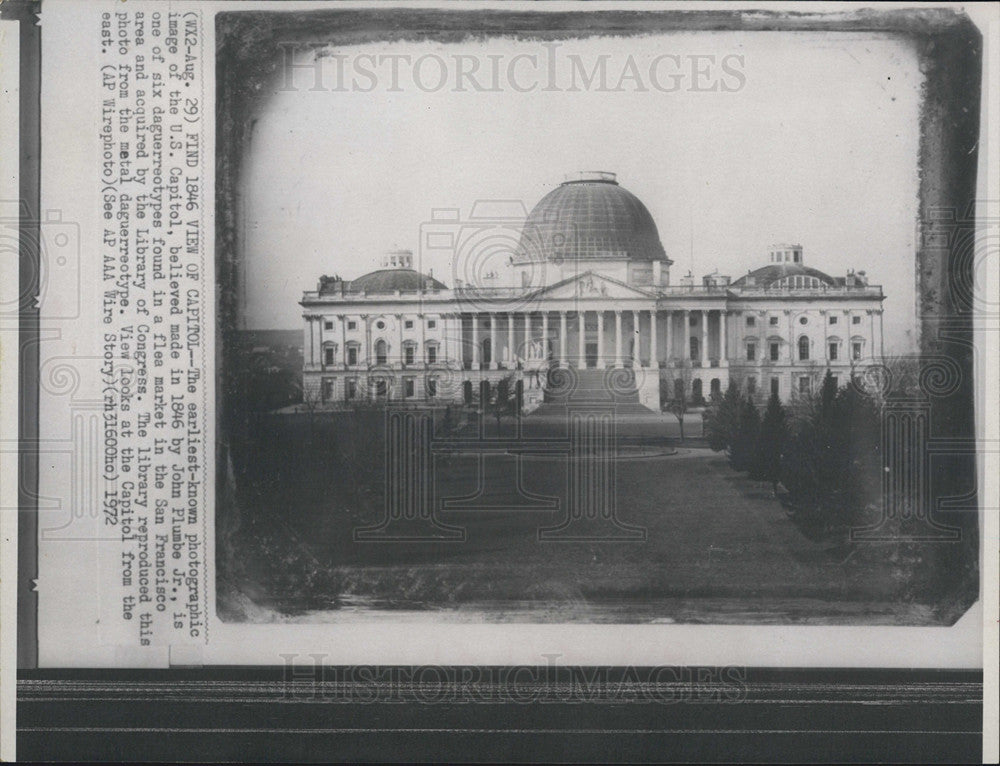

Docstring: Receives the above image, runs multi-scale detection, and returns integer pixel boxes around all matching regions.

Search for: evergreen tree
[757,392,787,488]
[706,380,743,453]
[730,397,760,472]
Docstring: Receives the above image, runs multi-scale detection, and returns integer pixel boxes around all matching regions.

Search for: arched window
[798,336,810,361]
[482,337,492,366]
[692,379,703,402]
[375,339,388,365]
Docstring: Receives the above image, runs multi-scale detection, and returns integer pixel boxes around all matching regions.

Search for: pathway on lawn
[297,426,910,622]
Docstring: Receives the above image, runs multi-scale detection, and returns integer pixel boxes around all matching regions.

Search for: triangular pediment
[531,271,658,301]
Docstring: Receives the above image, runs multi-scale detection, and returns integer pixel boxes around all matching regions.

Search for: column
[787,310,794,362]
[559,311,567,365]
[877,310,885,357]
[420,313,427,367]
[363,314,371,367]
[313,316,322,368]
[664,310,672,363]
[542,312,550,361]
[339,315,347,368]
[507,312,515,366]
[489,313,498,369]
[718,310,728,367]
[683,310,691,362]
[822,310,829,363]
[441,314,449,367]
[869,310,876,360]
[305,316,315,368]
[523,313,530,360]
[596,311,605,367]
[649,309,658,368]
[632,310,639,365]
[317,316,325,368]
[700,310,708,366]
[578,311,586,365]
[614,310,623,367]
[397,313,404,370]
[471,314,480,369]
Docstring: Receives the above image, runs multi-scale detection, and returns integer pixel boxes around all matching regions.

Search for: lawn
[218,408,948,624]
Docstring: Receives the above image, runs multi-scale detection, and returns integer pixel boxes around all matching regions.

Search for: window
[322,378,335,402]
[794,252,801,263]
[747,376,757,394]
[689,314,698,327]
[426,377,437,398]
[799,376,811,395]
[799,316,808,325]
[771,377,780,397]
[798,336,810,361]
[347,345,358,366]
[375,320,386,330]
[746,316,756,328]
[404,320,414,329]
[427,319,437,329]
[829,315,838,325]
[346,379,357,400]
[426,345,438,364]
[689,336,700,361]
[769,316,779,326]
[324,320,334,330]
[853,342,863,360]
[404,345,415,365]
[852,315,861,325]
[324,346,335,365]
[770,342,780,361]
[828,342,838,361]
[347,320,357,330]
[375,339,388,365]
[830,375,839,388]
[746,342,756,361]
[404,378,415,398]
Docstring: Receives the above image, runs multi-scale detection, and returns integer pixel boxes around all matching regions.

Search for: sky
[240,31,922,354]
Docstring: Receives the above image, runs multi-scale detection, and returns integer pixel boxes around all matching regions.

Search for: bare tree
[665,360,694,443]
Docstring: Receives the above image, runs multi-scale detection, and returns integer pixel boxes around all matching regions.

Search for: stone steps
[541,366,652,407]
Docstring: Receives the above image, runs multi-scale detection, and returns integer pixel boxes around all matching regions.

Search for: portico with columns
[299,173,885,410]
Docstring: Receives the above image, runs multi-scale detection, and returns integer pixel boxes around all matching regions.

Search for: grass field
[218,408,957,625]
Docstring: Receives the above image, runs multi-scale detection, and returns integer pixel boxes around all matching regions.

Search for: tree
[757,392,787,489]
[494,375,511,427]
[730,397,760,473]
[666,361,693,443]
[779,371,882,533]
[705,379,743,453]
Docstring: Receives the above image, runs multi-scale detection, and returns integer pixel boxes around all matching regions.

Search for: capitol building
[300,172,885,410]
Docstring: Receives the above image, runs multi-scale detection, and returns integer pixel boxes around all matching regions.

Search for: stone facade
[300,174,884,410]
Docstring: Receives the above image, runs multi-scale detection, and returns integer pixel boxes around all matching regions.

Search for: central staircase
[535,367,657,415]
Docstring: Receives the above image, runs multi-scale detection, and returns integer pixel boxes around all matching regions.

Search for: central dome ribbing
[513,172,667,264]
